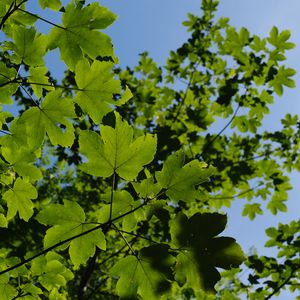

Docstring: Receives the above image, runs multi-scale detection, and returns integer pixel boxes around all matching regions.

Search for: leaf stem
[265,268,296,300]
[109,172,116,221]
[0,129,12,136]
[17,8,67,31]
[18,84,40,107]
[113,224,136,256]
[24,80,84,91]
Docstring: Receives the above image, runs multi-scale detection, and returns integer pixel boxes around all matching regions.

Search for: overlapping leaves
[111,245,175,300]
[156,150,216,202]
[36,200,106,268]
[170,212,246,293]
[18,90,76,148]
[3,178,37,221]
[47,2,116,70]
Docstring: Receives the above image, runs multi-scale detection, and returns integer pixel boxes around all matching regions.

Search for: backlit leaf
[0,62,18,104]
[19,90,76,147]
[156,150,215,202]
[3,178,38,221]
[47,2,116,70]
[111,245,175,299]
[79,112,157,181]
[39,0,62,10]
[36,200,106,268]
[74,59,120,123]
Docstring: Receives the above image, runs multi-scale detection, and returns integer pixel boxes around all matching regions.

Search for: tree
[0,0,299,299]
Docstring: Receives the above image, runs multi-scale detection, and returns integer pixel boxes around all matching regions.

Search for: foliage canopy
[0,0,299,299]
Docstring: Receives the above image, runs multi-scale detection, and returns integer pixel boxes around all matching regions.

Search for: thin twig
[0,0,27,30]
[205,104,240,150]
[0,129,12,135]
[265,268,296,300]
[208,183,262,200]
[173,62,200,122]
[0,199,150,276]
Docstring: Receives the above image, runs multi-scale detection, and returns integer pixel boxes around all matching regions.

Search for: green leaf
[39,0,62,10]
[132,177,161,199]
[268,27,295,50]
[47,2,116,70]
[156,150,215,202]
[0,62,18,104]
[242,203,263,220]
[110,245,175,299]
[118,85,133,105]
[19,90,76,147]
[21,283,42,299]
[3,178,38,221]
[0,214,7,228]
[31,252,74,291]
[2,144,42,180]
[0,282,17,300]
[269,66,296,96]
[11,27,46,66]
[29,66,54,98]
[74,59,120,123]
[36,200,106,268]
[79,112,157,181]
[0,118,30,150]
[170,212,245,293]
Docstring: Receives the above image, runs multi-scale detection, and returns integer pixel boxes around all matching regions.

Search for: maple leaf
[79,112,157,181]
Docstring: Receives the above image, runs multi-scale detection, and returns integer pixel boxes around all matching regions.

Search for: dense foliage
[0,0,299,299]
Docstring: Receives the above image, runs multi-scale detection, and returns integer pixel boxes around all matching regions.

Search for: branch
[0,0,27,30]
[116,228,180,251]
[113,224,137,257]
[265,268,296,300]
[85,237,137,298]
[230,153,269,166]
[205,104,240,151]
[0,199,149,276]
[0,73,19,88]
[173,63,199,122]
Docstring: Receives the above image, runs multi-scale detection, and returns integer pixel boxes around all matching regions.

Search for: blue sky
[100,0,300,251]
